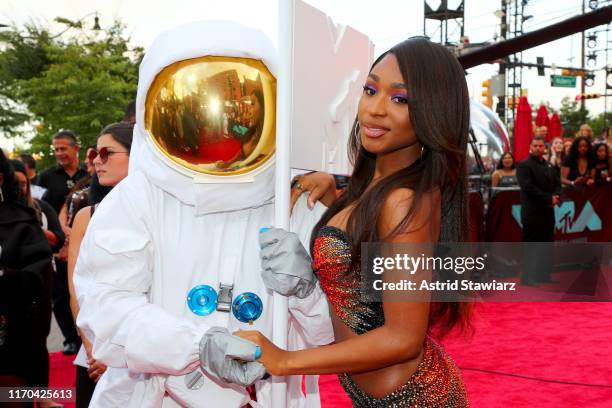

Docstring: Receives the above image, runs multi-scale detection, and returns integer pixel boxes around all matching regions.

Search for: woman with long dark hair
[492,152,517,187]
[237,37,470,406]
[561,136,595,187]
[0,150,55,403]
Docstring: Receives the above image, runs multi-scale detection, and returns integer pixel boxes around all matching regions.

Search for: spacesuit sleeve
[288,196,335,347]
[74,177,208,376]
[287,282,334,346]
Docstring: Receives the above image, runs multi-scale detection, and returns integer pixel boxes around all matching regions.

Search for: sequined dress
[312,225,469,407]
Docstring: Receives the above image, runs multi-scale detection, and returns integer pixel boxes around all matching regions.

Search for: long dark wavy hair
[311,37,471,335]
[496,152,516,170]
[563,136,594,169]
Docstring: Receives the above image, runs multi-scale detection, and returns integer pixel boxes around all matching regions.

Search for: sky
[1,0,610,149]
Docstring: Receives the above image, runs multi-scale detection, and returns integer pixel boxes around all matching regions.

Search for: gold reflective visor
[145,56,276,176]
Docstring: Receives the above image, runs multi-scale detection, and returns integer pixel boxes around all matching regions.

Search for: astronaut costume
[74,21,333,407]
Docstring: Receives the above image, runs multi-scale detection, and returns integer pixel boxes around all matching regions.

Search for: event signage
[550,75,577,88]
[485,186,611,242]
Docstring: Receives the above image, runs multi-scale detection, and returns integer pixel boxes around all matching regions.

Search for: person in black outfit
[11,160,65,253]
[516,135,561,286]
[593,143,611,185]
[560,136,595,188]
[0,150,54,398]
[37,130,88,355]
[37,131,89,214]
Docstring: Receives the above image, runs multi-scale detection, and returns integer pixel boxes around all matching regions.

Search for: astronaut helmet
[130,21,279,214]
[145,55,276,177]
[132,20,279,177]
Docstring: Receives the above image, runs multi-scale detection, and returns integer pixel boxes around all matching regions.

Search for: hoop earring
[354,123,360,139]
[0,189,3,202]
[420,145,425,161]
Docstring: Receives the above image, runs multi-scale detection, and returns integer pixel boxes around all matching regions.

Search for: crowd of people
[489,122,611,287]
[492,123,612,190]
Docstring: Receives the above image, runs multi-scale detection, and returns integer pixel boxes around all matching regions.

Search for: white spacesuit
[74,21,333,407]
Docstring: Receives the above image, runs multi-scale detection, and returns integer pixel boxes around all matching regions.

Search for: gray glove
[199,327,266,387]
[259,227,315,299]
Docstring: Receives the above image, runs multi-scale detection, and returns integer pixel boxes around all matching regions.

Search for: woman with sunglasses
[67,122,133,408]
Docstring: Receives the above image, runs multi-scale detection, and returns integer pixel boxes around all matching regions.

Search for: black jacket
[516,154,561,222]
[37,163,88,213]
[0,201,53,380]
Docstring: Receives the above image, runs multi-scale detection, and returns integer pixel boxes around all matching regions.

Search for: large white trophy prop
[274,1,372,407]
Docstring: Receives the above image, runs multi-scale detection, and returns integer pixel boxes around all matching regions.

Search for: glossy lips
[361,123,390,138]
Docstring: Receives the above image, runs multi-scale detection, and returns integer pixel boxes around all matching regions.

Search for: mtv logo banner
[290,0,374,174]
[485,186,612,242]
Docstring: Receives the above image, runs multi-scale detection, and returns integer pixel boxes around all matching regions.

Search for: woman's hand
[83,337,106,382]
[43,229,58,246]
[62,225,72,239]
[87,359,107,383]
[234,330,289,376]
[57,241,69,261]
[586,178,594,186]
[290,172,337,211]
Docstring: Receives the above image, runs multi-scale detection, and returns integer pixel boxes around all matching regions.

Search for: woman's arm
[68,206,107,378]
[237,188,438,376]
[491,170,500,187]
[290,172,338,211]
[59,203,70,236]
[560,166,572,187]
[68,206,91,323]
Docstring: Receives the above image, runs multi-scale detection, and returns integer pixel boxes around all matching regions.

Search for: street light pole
[498,0,508,122]
[51,12,101,39]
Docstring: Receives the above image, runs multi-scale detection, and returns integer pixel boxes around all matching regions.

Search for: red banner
[484,185,612,242]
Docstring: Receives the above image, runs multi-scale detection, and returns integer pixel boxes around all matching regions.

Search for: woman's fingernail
[255,346,262,360]
[259,227,272,234]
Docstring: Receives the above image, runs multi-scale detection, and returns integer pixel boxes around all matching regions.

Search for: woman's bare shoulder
[379,188,440,241]
[381,187,439,213]
[73,206,92,233]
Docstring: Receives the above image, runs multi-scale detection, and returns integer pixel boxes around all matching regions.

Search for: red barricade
[484,185,612,242]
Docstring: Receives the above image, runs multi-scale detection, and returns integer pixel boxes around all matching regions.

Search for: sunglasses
[88,147,129,164]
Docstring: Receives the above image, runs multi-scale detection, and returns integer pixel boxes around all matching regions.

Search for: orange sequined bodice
[312,225,384,334]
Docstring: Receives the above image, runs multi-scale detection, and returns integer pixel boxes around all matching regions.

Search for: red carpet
[50,302,612,407]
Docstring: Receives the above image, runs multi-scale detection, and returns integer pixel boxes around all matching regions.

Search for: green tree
[587,112,608,138]
[0,19,143,168]
[558,96,590,136]
[0,24,53,136]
